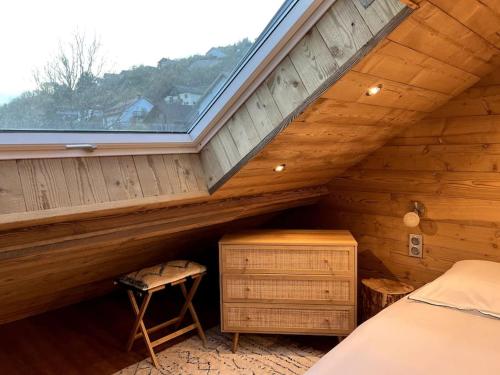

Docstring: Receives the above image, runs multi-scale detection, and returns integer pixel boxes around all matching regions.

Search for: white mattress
[306,297,500,375]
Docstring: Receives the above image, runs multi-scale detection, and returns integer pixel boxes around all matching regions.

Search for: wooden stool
[117,260,207,367]
[361,278,414,322]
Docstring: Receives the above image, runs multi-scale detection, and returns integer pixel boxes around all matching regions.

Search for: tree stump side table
[361,278,414,322]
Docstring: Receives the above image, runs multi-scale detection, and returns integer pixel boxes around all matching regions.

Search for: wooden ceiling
[202,0,408,192]
[213,0,500,199]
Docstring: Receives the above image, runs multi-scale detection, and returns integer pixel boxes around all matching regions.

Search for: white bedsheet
[306,297,500,375]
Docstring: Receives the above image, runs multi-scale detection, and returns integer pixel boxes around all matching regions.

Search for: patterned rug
[114,327,327,375]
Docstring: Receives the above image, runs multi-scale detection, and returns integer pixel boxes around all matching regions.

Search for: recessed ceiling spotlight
[366,84,383,96]
[274,164,286,172]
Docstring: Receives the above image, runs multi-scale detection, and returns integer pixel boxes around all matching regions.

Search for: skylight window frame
[0,0,335,160]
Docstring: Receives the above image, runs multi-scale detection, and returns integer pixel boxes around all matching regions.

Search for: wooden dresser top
[220,230,357,246]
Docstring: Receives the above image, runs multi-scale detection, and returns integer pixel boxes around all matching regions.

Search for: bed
[306,260,500,375]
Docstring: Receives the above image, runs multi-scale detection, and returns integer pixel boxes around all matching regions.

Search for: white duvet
[306,297,500,375]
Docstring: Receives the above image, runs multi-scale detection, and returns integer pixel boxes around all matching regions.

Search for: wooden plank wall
[0,186,327,324]
[212,0,500,200]
[281,69,500,287]
[201,0,407,190]
[0,154,207,216]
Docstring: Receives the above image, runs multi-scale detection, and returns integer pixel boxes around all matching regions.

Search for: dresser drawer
[222,275,354,304]
[220,245,354,275]
[222,303,355,334]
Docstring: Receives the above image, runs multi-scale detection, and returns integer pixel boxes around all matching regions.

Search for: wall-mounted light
[366,84,383,96]
[274,164,286,172]
[403,201,425,227]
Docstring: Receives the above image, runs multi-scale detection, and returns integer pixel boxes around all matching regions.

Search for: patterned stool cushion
[119,260,206,291]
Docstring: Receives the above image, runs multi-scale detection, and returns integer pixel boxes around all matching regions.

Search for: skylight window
[0,0,285,134]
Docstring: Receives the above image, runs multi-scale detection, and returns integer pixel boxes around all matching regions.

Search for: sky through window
[0,0,285,133]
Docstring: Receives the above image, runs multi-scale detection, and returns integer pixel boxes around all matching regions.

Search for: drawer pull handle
[324,290,330,294]
[245,288,251,292]
[245,258,249,262]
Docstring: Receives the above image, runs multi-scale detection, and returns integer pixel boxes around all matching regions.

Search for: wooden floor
[0,289,334,375]
[0,289,221,375]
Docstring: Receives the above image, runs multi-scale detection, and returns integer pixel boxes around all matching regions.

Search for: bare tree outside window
[34,32,106,93]
[0,1,284,133]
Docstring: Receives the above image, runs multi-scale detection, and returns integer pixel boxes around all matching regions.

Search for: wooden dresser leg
[232,333,239,353]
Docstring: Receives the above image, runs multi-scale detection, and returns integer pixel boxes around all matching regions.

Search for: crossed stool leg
[118,261,207,368]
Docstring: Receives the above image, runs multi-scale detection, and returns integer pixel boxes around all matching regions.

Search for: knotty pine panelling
[0,154,207,216]
[278,69,500,287]
[201,0,407,190]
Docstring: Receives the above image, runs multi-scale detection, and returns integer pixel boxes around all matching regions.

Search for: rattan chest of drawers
[219,229,358,352]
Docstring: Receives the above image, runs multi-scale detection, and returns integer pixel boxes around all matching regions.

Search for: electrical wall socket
[409,234,423,258]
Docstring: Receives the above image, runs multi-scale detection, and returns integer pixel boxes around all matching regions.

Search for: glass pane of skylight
[0,0,285,134]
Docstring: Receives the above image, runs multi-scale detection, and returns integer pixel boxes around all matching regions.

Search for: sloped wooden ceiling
[202,0,410,192]
[210,0,500,198]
